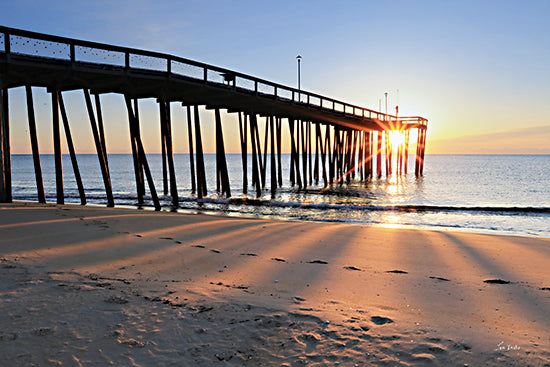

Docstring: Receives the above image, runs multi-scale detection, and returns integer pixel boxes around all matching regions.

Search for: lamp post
[384,92,388,117]
[296,55,302,101]
[384,92,389,175]
[296,55,302,90]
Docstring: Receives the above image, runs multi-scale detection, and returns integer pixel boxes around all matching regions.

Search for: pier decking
[0,26,427,208]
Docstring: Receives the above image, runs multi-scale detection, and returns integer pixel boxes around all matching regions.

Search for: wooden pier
[0,26,428,208]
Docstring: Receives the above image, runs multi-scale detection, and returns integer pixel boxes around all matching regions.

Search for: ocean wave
[226,198,550,215]
[13,193,550,216]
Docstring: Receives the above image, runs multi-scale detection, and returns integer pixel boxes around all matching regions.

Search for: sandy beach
[0,202,549,366]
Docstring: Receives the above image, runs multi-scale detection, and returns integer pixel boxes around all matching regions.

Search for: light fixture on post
[296,55,302,101]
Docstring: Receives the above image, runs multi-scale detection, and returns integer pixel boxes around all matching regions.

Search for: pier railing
[0,26,425,128]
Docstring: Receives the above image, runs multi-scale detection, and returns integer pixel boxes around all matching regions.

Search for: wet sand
[1,202,549,366]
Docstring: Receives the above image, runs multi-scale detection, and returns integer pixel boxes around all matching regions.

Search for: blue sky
[2,0,549,153]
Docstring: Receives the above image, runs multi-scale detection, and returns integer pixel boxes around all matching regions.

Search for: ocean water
[8,154,550,238]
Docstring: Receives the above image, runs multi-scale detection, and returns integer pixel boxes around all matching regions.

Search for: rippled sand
[1,202,549,366]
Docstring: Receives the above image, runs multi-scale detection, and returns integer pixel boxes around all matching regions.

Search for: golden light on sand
[1,204,550,366]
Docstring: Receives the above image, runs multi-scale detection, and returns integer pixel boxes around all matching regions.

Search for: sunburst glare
[388,130,405,147]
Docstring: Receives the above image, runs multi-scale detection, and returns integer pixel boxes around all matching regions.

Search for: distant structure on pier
[0,26,427,209]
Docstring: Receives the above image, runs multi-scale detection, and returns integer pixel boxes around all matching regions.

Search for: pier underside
[0,26,427,207]
[1,53,398,132]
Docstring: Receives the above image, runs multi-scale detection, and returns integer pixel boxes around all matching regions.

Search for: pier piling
[0,88,11,203]
[59,93,86,205]
[270,116,276,196]
[238,112,248,194]
[215,108,231,198]
[51,90,63,204]
[250,114,262,196]
[84,89,114,207]
[125,96,144,205]
[160,100,179,207]
[25,86,45,204]
[186,105,197,194]
[194,106,207,199]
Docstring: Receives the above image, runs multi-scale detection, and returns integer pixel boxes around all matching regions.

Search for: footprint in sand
[271,257,286,262]
[104,296,129,304]
[484,279,510,284]
[541,287,550,291]
[240,253,258,257]
[210,249,221,254]
[344,266,362,271]
[308,260,328,264]
[193,245,205,248]
[297,333,320,353]
[370,316,394,325]
[429,276,450,282]
[386,270,408,274]
[159,237,182,244]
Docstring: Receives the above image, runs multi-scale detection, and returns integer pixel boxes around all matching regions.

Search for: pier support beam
[126,97,144,205]
[415,128,427,177]
[51,90,63,204]
[94,94,109,173]
[351,130,358,180]
[0,88,12,203]
[365,131,373,179]
[330,127,337,184]
[314,122,320,184]
[160,104,168,196]
[346,129,352,182]
[384,131,390,177]
[420,128,427,176]
[270,116,277,197]
[25,86,45,203]
[84,89,114,207]
[307,121,312,186]
[317,123,327,187]
[326,125,334,185]
[335,127,343,185]
[215,108,231,198]
[276,117,283,187]
[288,119,302,189]
[415,130,420,176]
[404,130,410,175]
[124,95,161,210]
[128,98,145,205]
[238,112,248,195]
[249,114,262,196]
[194,106,207,198]
[186,105,197,194]
[261,118,268,189]
[376,131,382,178]
[58,92,86,205]
[301,120,307,187]
[160,100,179,207]
[398,140,403,175]
[358,131,364,181]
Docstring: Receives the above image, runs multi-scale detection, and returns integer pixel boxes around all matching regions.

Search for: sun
[388,130,405,147]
